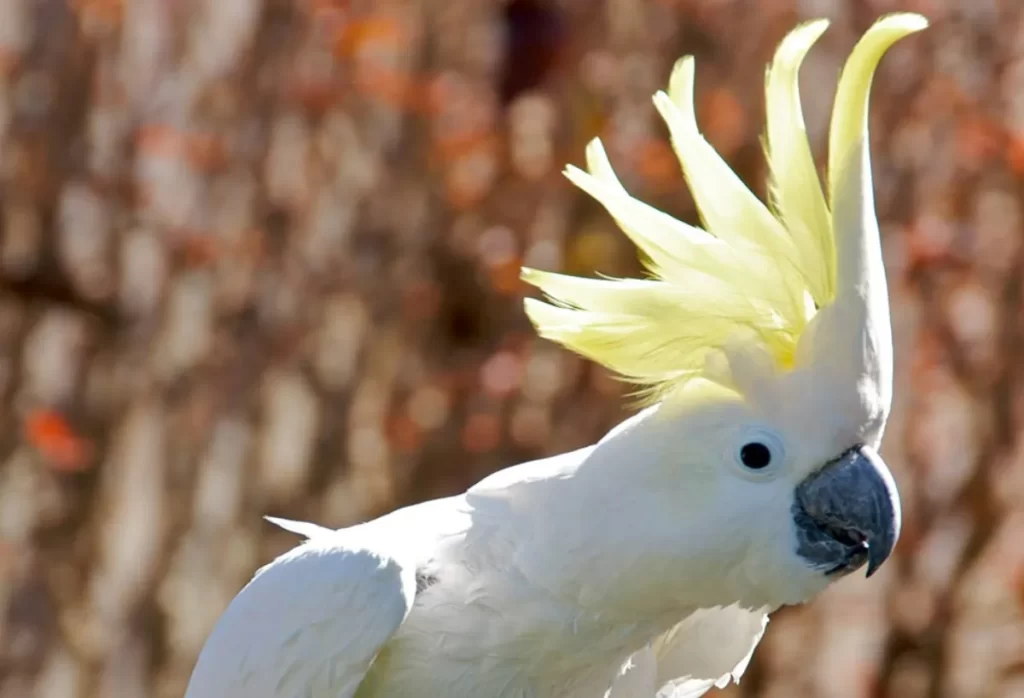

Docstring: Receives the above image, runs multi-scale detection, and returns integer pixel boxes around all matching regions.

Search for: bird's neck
[465,427,694,624]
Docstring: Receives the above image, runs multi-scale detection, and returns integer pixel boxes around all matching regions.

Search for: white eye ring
[733,427,786,476]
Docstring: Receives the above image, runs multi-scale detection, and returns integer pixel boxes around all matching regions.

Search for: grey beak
[794,445,901,578]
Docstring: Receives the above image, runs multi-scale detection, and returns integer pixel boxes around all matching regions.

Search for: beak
[793,444,901,578]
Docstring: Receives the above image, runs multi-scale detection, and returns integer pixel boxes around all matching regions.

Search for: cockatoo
[184,13,927,698]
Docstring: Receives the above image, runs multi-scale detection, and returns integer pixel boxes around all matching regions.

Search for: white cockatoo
[184,13,927,698]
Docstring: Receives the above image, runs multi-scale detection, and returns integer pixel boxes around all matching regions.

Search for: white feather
[184,522,419,698]
[264,515,331,539]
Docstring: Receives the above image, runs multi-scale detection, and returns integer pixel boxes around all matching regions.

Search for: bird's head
[523,14,928,610]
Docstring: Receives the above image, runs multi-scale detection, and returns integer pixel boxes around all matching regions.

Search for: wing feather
[184,524,417,698]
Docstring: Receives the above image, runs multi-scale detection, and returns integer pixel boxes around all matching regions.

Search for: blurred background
[0,0,1021,696]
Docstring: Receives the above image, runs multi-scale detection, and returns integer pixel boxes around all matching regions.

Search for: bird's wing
[184,517,419,698]
[607,604,768,698]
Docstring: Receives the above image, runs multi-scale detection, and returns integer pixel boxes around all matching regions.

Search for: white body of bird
[184,13,928,698]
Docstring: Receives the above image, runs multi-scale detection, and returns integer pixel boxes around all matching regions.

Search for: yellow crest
[522,14,928,404]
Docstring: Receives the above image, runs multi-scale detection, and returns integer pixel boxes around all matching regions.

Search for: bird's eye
[733,428,786,475]
[739,442,772,469]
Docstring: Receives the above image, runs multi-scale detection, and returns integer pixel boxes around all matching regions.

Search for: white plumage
[186,418,774,698]
[184,14,927,698]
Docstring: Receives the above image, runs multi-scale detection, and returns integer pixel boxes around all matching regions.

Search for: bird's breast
[354,566,661,698]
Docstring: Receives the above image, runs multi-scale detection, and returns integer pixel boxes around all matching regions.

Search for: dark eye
[732,428,786,476]
[739,442,773,470]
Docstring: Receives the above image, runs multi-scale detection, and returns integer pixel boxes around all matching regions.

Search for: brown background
[1,0,1023,697]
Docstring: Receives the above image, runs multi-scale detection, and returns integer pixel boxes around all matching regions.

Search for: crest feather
[523,14,927,404]
[764,19,834,307]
